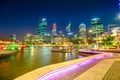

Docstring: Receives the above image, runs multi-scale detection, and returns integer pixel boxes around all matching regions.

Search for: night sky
[0,0,118,40]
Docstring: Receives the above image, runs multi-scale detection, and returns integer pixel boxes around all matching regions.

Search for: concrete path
[74,54,120,80]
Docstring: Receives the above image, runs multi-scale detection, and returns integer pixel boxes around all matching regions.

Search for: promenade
[74,53,120,80]
[15,50,120,80]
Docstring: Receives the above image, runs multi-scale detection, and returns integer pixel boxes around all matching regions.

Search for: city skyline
[0,0,119,40]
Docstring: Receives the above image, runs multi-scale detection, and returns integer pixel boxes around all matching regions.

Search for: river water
[0,46,84,80]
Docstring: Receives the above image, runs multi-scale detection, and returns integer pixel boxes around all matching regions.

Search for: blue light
[92,18,99,21]
[42,18,46,21]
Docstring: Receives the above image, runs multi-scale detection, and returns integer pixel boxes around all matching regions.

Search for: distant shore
[0,50,18,56]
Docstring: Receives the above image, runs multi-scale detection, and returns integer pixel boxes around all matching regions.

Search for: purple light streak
[37,52,114,80]
[37,59,95,80]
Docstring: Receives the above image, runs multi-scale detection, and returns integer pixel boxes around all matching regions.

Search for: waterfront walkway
[74,53,120,80]
[15,51,120,80]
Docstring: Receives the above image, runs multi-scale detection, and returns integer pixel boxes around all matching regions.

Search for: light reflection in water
[0,46,83,80]
[78,55,84,58]
[30,48,34,56]
[40,47,51,65]
[65,52,78,61]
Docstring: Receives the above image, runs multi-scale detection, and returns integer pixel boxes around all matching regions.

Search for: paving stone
[102,61,120,80]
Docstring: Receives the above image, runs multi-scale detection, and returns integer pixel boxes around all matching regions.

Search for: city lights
[0,0,120,80]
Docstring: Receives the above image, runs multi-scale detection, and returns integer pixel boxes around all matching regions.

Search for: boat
[51,46,73,52]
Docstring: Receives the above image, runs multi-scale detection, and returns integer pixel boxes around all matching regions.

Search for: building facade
[108,23,118,35]
[38,18,47,36]
[91,18,104,38]
[51,23,57,36]
[10,34,16,41]
[79,23,87,39]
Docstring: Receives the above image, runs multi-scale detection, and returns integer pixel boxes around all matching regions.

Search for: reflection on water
[30,47,34,56]
[0,46,83,80]
[65,52,77,61]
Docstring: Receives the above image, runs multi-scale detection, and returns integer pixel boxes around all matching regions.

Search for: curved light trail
[37,51,114,80]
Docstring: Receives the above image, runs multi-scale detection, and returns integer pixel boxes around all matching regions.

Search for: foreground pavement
[74,53,120,80]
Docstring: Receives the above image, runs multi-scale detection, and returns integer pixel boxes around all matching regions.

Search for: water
[0,46,83,80]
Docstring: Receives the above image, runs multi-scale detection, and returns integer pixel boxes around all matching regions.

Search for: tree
[102,36,115,48]
[115,42,120,48]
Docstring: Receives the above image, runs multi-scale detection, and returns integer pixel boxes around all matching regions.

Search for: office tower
[108,23,118,34]
[79,23,87,39]
[66,22,71,33]
[38,18,47,36]
[51,23,57,36]
[10,34,16,41]
[91,18,104,37]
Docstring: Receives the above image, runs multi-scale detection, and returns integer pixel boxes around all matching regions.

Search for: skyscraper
[10,34,16,41]
[66,22,71,33]
[110,27,120,36]
[38,18,47,36]
[108,23,118,34]
[51,23,57,36]
[79,23,87,39]
[91,18,104,37]
[66,23,73,41]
